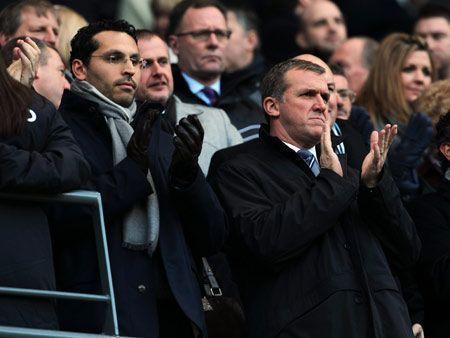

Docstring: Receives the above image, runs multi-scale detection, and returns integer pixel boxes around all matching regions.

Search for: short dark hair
[435,110,450,169]
[70,19,137,70]
[0,0,57,39]
[227,6,260,49]
[329,63,345,76]
[167,0,227,38]
[261,58,325,102]
[417,3,450,23]
[136,29,158,41]
[361,37,379,69]
[1,36,50,67]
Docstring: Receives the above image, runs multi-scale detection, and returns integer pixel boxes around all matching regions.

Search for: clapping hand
[320,114,343,177]
[169,115,204,187]
[361,124,398,188]
[6,37,40,87]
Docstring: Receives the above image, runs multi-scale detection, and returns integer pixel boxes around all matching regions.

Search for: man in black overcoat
[53,19,227,338]
[209,58,420,338]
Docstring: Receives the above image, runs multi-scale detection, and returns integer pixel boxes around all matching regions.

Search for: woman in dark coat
[0,49,90,329]
[408,110,450,338]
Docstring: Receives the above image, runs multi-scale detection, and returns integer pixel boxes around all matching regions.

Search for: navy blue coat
[0,93,90,329]
[53,90,228,338]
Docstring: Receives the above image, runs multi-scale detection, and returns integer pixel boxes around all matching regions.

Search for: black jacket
[0,92,90,329]
[54,90,228,338]
[408,178,450,338]
[209,125,420,338]
[172,63,266,141]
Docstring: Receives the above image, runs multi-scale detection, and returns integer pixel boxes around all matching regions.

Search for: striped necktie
[297,150,320,176]
[201,87,219,106]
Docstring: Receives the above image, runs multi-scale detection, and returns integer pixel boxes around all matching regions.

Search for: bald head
[330,36,379,94]
[295,54,337,123]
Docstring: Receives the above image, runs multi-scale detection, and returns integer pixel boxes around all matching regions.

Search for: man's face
[136,36,174,104]
[170,6,228,83]
[334,74,352,120]
[275,69,329,147]
[415,17,450,71]
[33,47,70,108]
[297,0,347,55]
[13,7,59,47]
[330,38,368,94]
[223,10,253,72]
[74,31,141,107]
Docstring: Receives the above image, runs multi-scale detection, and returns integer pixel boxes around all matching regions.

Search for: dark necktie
[201,87,219,106]
[297,150,320,176]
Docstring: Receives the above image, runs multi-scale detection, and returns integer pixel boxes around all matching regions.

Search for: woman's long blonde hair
[356,33,435,126]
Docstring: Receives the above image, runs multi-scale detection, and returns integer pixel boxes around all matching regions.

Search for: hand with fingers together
[6,37,40,87]
[169,115,204,187]
[361,124,398,188]
[320,113,343,177]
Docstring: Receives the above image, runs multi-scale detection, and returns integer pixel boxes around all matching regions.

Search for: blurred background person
[221,4,265,141]
[151,0,182,38]
[330,36,379,95]
[0,42,89,331]
[0,0,59,47]
[2,36,70,108]
[414,3,450,80]
[53,4,88,69]
[407,110,450,338]
[295,0,347,61]
[356,33,436,199]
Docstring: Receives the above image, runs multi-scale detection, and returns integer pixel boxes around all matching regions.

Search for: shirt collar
[181,71,221,95]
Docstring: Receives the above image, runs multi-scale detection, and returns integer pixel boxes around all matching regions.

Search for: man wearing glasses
[55,19,228,338]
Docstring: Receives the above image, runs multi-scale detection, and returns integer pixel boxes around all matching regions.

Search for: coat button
[354,296,363,304]
[343,242,350,250]
[137,284,147,293]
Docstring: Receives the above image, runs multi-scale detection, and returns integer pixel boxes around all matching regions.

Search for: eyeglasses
[175,29,232,42]
[337,89,355,103]
[90,52,141,67]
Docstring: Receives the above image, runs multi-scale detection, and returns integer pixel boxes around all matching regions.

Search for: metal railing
[0,190,134,338]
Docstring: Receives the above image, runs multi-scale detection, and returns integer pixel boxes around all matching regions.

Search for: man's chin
[113,94,135,108]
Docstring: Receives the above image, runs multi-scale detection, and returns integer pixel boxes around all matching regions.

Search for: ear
[263,96,281,119]
[439,142,450,162]
[246,30,259,52]
[0,33,8,46]
[71,59,87,81]
[295,32,307,49]
[168,35,179,55]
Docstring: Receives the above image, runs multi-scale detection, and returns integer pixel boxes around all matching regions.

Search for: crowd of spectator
[0,0,450,338]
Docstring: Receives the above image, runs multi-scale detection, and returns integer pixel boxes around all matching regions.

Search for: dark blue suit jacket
[52,90,227,338]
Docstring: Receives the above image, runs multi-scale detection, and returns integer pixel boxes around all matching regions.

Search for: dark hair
[261,58,325,102]
[361,37,379,69]
[1,36,50,68]
[167,0,227,37]
[136,29,158,41]
[329,63,345,76]
[70,19,137,69]
[417,3,450,23]
[0,53,32,137]
[435,110,450,169]
[0,0,57,39]
[227,6,260,49]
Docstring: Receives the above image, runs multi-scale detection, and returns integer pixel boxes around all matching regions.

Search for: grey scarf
[71,80,159,255]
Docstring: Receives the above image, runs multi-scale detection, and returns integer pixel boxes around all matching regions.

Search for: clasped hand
[6,37,40,87]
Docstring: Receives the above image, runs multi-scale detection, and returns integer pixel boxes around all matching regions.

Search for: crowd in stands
[0,0,450,338]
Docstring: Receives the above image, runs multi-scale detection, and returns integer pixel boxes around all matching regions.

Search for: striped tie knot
[201,87,219,106]
[297,149,320,176]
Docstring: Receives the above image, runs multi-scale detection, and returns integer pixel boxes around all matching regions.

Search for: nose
[150,62,163,76]
[45,28,57,47]
[123,59,137,76]
[206,32,220,47]
[63,77,70,90]
[315,94,328,113]
[413,69,425,84]
[425,36,435,50]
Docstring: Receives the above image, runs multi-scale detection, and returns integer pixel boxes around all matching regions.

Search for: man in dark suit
[54,19,227,338]
[209,58,420,338]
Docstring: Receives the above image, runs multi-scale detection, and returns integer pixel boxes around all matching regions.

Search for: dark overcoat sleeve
[408,197,450,301]
[210,160,359,269]
[0,104,90,192]
[170,167,228,257]
[358,169,421,268]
